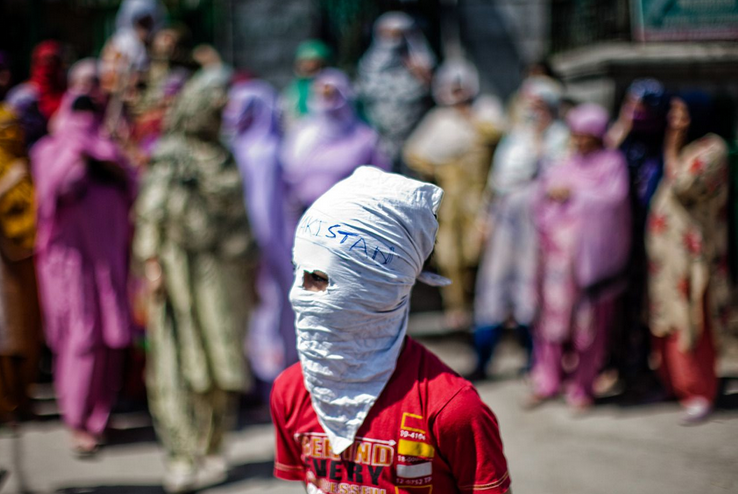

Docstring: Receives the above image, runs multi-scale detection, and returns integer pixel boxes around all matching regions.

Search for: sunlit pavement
[1,318,737,494]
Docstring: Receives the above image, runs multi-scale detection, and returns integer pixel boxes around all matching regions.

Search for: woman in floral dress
[646,93,732,424]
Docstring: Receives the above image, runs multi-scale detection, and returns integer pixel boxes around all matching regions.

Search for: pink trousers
[532,298,615,405]
[54,342,123,435]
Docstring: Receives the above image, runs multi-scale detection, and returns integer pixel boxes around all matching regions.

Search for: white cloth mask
[290,166,445,454]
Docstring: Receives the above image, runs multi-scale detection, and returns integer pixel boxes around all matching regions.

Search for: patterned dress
[134,66,256,465]
[647,134,732,352]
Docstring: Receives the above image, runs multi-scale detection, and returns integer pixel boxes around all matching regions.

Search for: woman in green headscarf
[279,39,332,131]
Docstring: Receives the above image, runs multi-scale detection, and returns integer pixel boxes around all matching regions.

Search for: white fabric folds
[290,166,444,454]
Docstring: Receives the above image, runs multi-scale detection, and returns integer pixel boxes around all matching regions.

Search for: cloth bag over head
[290,166,445,454]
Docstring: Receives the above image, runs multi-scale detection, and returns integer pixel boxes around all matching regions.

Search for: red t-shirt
[271,337,511,494]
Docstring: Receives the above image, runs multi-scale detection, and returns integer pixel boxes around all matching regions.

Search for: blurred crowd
[0,0,735,491]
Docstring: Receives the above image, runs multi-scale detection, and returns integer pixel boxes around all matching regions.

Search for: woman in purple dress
[32,94,135,455]
[529,103,631,410]
[224,80,296,386]
[281,68,389,233]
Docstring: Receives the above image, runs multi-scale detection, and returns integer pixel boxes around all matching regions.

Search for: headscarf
[520,75,563,112]
[111,0,167,71]
[28,41,65,120]
[626,78,669,135]
[49,58,102,135]
[567,103,610,139]
[359,11,436,73]
[224,80,280,146]
[306,68,357,136]
[291,166,446,453]
[432,59,480,106]
[295,39,333,64]
[115,0,166,33]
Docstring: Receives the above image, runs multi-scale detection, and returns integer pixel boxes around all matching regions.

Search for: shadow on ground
[53,459,275,494]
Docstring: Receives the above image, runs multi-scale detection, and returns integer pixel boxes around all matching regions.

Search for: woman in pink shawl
[31,94,135,455]
[529,103,631,410]
[281,68,389,233]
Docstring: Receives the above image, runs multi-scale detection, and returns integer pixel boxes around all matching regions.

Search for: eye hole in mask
[302,270,329,292]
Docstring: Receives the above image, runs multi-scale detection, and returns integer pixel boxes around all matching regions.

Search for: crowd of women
[0,0,734,491]
[466,72,733,427]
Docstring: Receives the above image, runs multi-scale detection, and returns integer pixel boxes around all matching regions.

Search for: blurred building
[549,0,738,126]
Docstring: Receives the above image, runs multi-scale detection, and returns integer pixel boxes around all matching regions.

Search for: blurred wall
[227,0,319,88]
[459,0,549,101]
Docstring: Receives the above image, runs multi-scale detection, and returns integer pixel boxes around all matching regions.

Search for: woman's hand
[664,97,690,177]
[145,258,165,297]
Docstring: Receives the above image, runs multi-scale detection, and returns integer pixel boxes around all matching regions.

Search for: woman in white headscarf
[271,166,511,494]
[404,59,505,329]
[358,11,435,173]
[100,0,167,137]
[107,0,167,73]
[471,76,569,380]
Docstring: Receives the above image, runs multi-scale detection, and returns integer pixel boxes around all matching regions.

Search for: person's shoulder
[273,361,304,392]
[698,133,728,156]
[402,339,497,428]
[683,133,728,167]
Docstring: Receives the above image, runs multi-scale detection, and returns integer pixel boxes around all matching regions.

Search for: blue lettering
[349,237,368,256]
[304,217,322,236]
[337,230,358,244]
[372,246,395,265]
[326,224,341,239]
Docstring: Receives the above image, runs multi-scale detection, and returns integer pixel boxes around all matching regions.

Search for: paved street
[1,328,737,494]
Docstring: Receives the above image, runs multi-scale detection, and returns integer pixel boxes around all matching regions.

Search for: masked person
[470,76,569,380]
[529,104,631,410]
[32,94,136,456]
[224,80,296,389]
[358,11,435,174]
[404,60,504,330]
[646,93,732,424]
[279,39,332,132]
[271,166,511,494]
[605,79,670,399]
[134,46,254,492]
[281,68,389,235]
